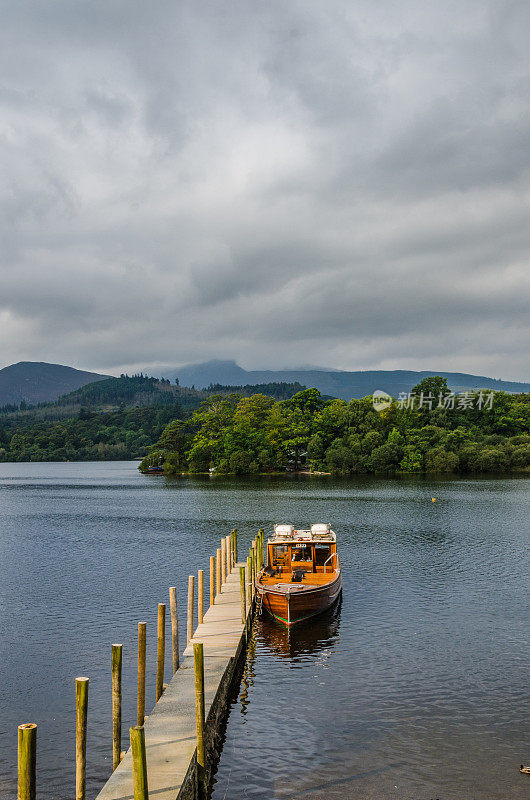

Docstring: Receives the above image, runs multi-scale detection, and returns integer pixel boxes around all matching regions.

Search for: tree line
[0,375,312,462]
[0,404,182,462]
[139,378,530,475]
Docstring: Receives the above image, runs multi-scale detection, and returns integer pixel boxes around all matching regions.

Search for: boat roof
[268,525,336,544]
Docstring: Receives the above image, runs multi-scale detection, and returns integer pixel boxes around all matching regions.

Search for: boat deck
[258,571,338,589]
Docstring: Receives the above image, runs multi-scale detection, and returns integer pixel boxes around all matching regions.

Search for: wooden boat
[256,524,342,626]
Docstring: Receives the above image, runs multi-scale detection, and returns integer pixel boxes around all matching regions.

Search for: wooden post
[246,556,252,606]
[156,603,165,702]
[250,549,255,600]
[75,677,89,800]
[258,529,264,569]
[216,548,221,594]
[137,622,146,726]
[210,556,215,606]
[130,726,148,800]
[232,528,238,563]
[193,642,206,786]
[221,538,226,583]
[227,534,232,572]
[239,566,246,623]
[169,587,179,674]
[17,723,36,800]
[187,575,195,646]
[111,644,123,771]
[198,569,204,624]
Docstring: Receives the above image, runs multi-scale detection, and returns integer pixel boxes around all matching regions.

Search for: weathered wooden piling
[17,723,36,800]
[75,677,89,800]
[246,556,252,605]
[221,538,226,583]
[137,622,146,726]
[232,528,238,562]
[111,644,122,771]
[258,528,265,570]
[187,575,195,646]
[216,548,221,594]
[169,586,179,674]
[156,604,166,702]
[210,556,215,606]
[198,569,204,624]
[227,534,232,572]
[249,549,255,600]
[239,566,246,624]
[129,726,148,800]
[193,642,206,789]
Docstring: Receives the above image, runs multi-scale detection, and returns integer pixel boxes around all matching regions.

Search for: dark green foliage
[206,381,307,400]
[138,384,530,476]
[0,404,182,462]
[0,375,316,463]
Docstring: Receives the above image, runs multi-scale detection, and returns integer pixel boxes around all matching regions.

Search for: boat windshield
[271,544,291,569]
[314,544,332,566]
[291,545,312,562]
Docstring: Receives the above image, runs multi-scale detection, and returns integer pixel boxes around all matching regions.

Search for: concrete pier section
[95,564,251,800]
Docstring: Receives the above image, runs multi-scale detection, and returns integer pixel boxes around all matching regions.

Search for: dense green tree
[370,443,402,472]
[2,376,528,475]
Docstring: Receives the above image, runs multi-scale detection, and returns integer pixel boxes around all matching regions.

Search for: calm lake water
[0,462,528,800]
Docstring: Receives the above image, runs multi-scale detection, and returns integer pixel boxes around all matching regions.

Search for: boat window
[272,545,290,566]
[291,545,312,562]
[314,544,331,566]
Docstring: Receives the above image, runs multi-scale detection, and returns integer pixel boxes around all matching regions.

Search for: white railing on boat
[323,552,337,573]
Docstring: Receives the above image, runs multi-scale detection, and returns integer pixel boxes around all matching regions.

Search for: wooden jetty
[14,528,258,800]
[95,558,253,800]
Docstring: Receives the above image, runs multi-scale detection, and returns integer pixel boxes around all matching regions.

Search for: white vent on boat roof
[274,524,294,538]
[311,523,331,538]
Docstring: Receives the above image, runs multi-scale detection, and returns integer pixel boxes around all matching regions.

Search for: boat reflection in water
[238,599,342,716]
[257,596,342,660]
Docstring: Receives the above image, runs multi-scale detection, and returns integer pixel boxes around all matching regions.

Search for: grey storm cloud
[1,0,529,379]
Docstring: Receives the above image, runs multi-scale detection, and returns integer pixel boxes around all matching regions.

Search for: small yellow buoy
[432,498,436,502]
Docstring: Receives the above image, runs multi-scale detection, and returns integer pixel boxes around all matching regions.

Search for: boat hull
[257,573,342,627]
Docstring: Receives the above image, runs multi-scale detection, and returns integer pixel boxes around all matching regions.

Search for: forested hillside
[140,378,530,475]
[0,375,308,462]
[0,405,182,462]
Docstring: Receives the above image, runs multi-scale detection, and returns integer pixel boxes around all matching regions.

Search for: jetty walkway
[96,560,252,800]
[14,529,264,800]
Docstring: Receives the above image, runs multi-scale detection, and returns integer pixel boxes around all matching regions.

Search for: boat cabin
[266,524,338,580]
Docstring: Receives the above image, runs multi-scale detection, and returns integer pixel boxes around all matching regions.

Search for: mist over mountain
[157,360,530,400]
[0,362,109,406]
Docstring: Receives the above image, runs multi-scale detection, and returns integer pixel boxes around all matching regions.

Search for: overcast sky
[1,1,529,379]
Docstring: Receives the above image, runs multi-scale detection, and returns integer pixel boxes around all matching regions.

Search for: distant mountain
[159,359,530,400]
[0,362,109,406]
